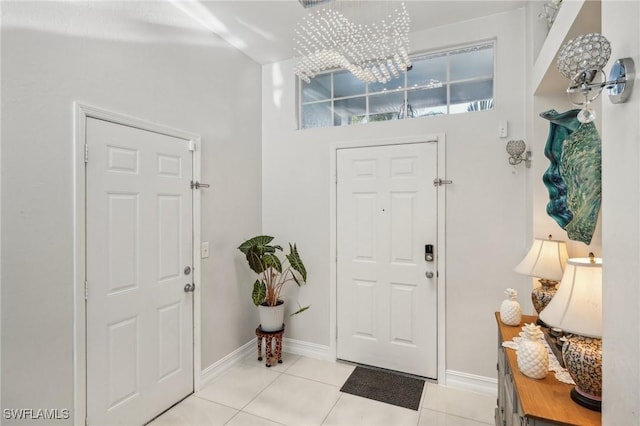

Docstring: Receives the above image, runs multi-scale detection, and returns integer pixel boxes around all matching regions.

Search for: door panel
[86,118,193,425]
[337,142,438,378]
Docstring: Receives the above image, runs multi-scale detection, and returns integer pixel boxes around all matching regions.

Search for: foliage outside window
[299,42,495,129]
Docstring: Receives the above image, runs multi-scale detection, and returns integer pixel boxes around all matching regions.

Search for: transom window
[299,42,495,129]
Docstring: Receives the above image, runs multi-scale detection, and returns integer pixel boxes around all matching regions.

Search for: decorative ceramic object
[562,335,602,410]
[531,281,559,314]
[500,288,522,326]
[517,323,549,379]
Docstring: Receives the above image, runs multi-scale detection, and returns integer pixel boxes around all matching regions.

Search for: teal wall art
[540,109,602,245]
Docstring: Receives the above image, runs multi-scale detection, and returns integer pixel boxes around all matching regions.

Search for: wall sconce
[506,140,531,168]
[557,33,635,123]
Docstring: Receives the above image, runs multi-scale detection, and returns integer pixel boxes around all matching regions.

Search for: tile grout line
[233,355,305,423]
[282,369,353,389]
[421,405,495,425]
[319,391,345,426]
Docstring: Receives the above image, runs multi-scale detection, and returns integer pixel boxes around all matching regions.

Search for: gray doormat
[340,366,425,410]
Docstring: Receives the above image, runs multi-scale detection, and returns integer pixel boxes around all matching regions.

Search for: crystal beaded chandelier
[294,1,411,84]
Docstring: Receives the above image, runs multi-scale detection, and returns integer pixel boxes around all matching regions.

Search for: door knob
[425,271,434,279]
[184,283,196,293]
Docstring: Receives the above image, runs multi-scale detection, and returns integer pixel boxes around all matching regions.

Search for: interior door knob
[184,283,195,293]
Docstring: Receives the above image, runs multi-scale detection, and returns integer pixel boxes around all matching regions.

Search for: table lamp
[539,254,603,411]
[514,235,568,315]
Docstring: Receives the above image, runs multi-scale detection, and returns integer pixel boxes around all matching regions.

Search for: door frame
[329,134,447,382]
[72,103,202,424]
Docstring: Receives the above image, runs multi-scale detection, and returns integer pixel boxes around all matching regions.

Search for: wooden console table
[495,313,601,426]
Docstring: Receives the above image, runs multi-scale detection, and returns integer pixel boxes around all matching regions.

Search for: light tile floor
[150,353,495,426]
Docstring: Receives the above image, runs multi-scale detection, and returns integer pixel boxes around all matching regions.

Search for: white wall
[262,9,528,380]
[1,2,262,423]
[601,1,640,422]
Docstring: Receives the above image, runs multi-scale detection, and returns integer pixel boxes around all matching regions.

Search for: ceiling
[175,1,528,65]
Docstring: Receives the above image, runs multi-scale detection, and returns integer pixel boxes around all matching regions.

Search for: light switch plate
[201,242,209,259]
[498,120,508,138]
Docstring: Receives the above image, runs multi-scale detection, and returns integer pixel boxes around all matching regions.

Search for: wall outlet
[201,242,209,259]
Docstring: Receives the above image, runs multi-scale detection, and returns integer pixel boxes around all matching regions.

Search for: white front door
[336,142,438,378]
[86,118,194,425]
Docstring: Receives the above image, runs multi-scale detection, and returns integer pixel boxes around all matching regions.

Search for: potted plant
[238,235,309,331]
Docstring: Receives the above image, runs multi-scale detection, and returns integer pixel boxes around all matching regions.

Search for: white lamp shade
[539,257,603,337]
[514,238,569,281]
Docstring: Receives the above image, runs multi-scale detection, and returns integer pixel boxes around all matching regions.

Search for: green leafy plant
[238,235,309,315]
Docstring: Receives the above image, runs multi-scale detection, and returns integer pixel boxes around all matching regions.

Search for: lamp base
[531,279,558,314]
[570,387,602,412]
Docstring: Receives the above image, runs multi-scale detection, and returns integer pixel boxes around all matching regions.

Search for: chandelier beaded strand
[294,1,411,84]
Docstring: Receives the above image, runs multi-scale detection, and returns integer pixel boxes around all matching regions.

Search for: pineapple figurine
[500,288,522,326]
[516,323,549,379]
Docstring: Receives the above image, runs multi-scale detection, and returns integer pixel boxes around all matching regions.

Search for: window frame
[297,40,496,129]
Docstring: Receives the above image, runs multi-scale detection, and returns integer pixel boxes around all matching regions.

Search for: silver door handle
[425,271,434,279]
[190,181,210,189]
[433,178,453,187]
[184,283,196,292]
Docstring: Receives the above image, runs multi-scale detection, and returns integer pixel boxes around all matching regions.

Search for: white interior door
[86,118,194,425]
[336,142,438,378]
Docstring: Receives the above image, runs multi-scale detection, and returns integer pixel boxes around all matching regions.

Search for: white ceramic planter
[258,301,285,332]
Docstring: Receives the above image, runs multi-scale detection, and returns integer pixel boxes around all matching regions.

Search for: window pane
[450,79,493,104]
[450,98,494,114]
[407,86,448,117]
[415,105,448,117]
[334,71,366,98]
[302,74,331,102]
[369,92,404,122]
[302,101,332,129]
[450,45,494,81]
[369,77,405,94]
[408,86,447,108]
[407,54,446,88]
[334,97,366,126]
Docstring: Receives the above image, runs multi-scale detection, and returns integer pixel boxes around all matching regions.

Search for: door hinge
[84,144,89,163]
[433,178,453,187]
[84,280,88,300]
[188,140,195,152]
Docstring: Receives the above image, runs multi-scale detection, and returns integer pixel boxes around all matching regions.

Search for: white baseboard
[283,337,331,360]
[199,340,255,389]
[445,370,498,396]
